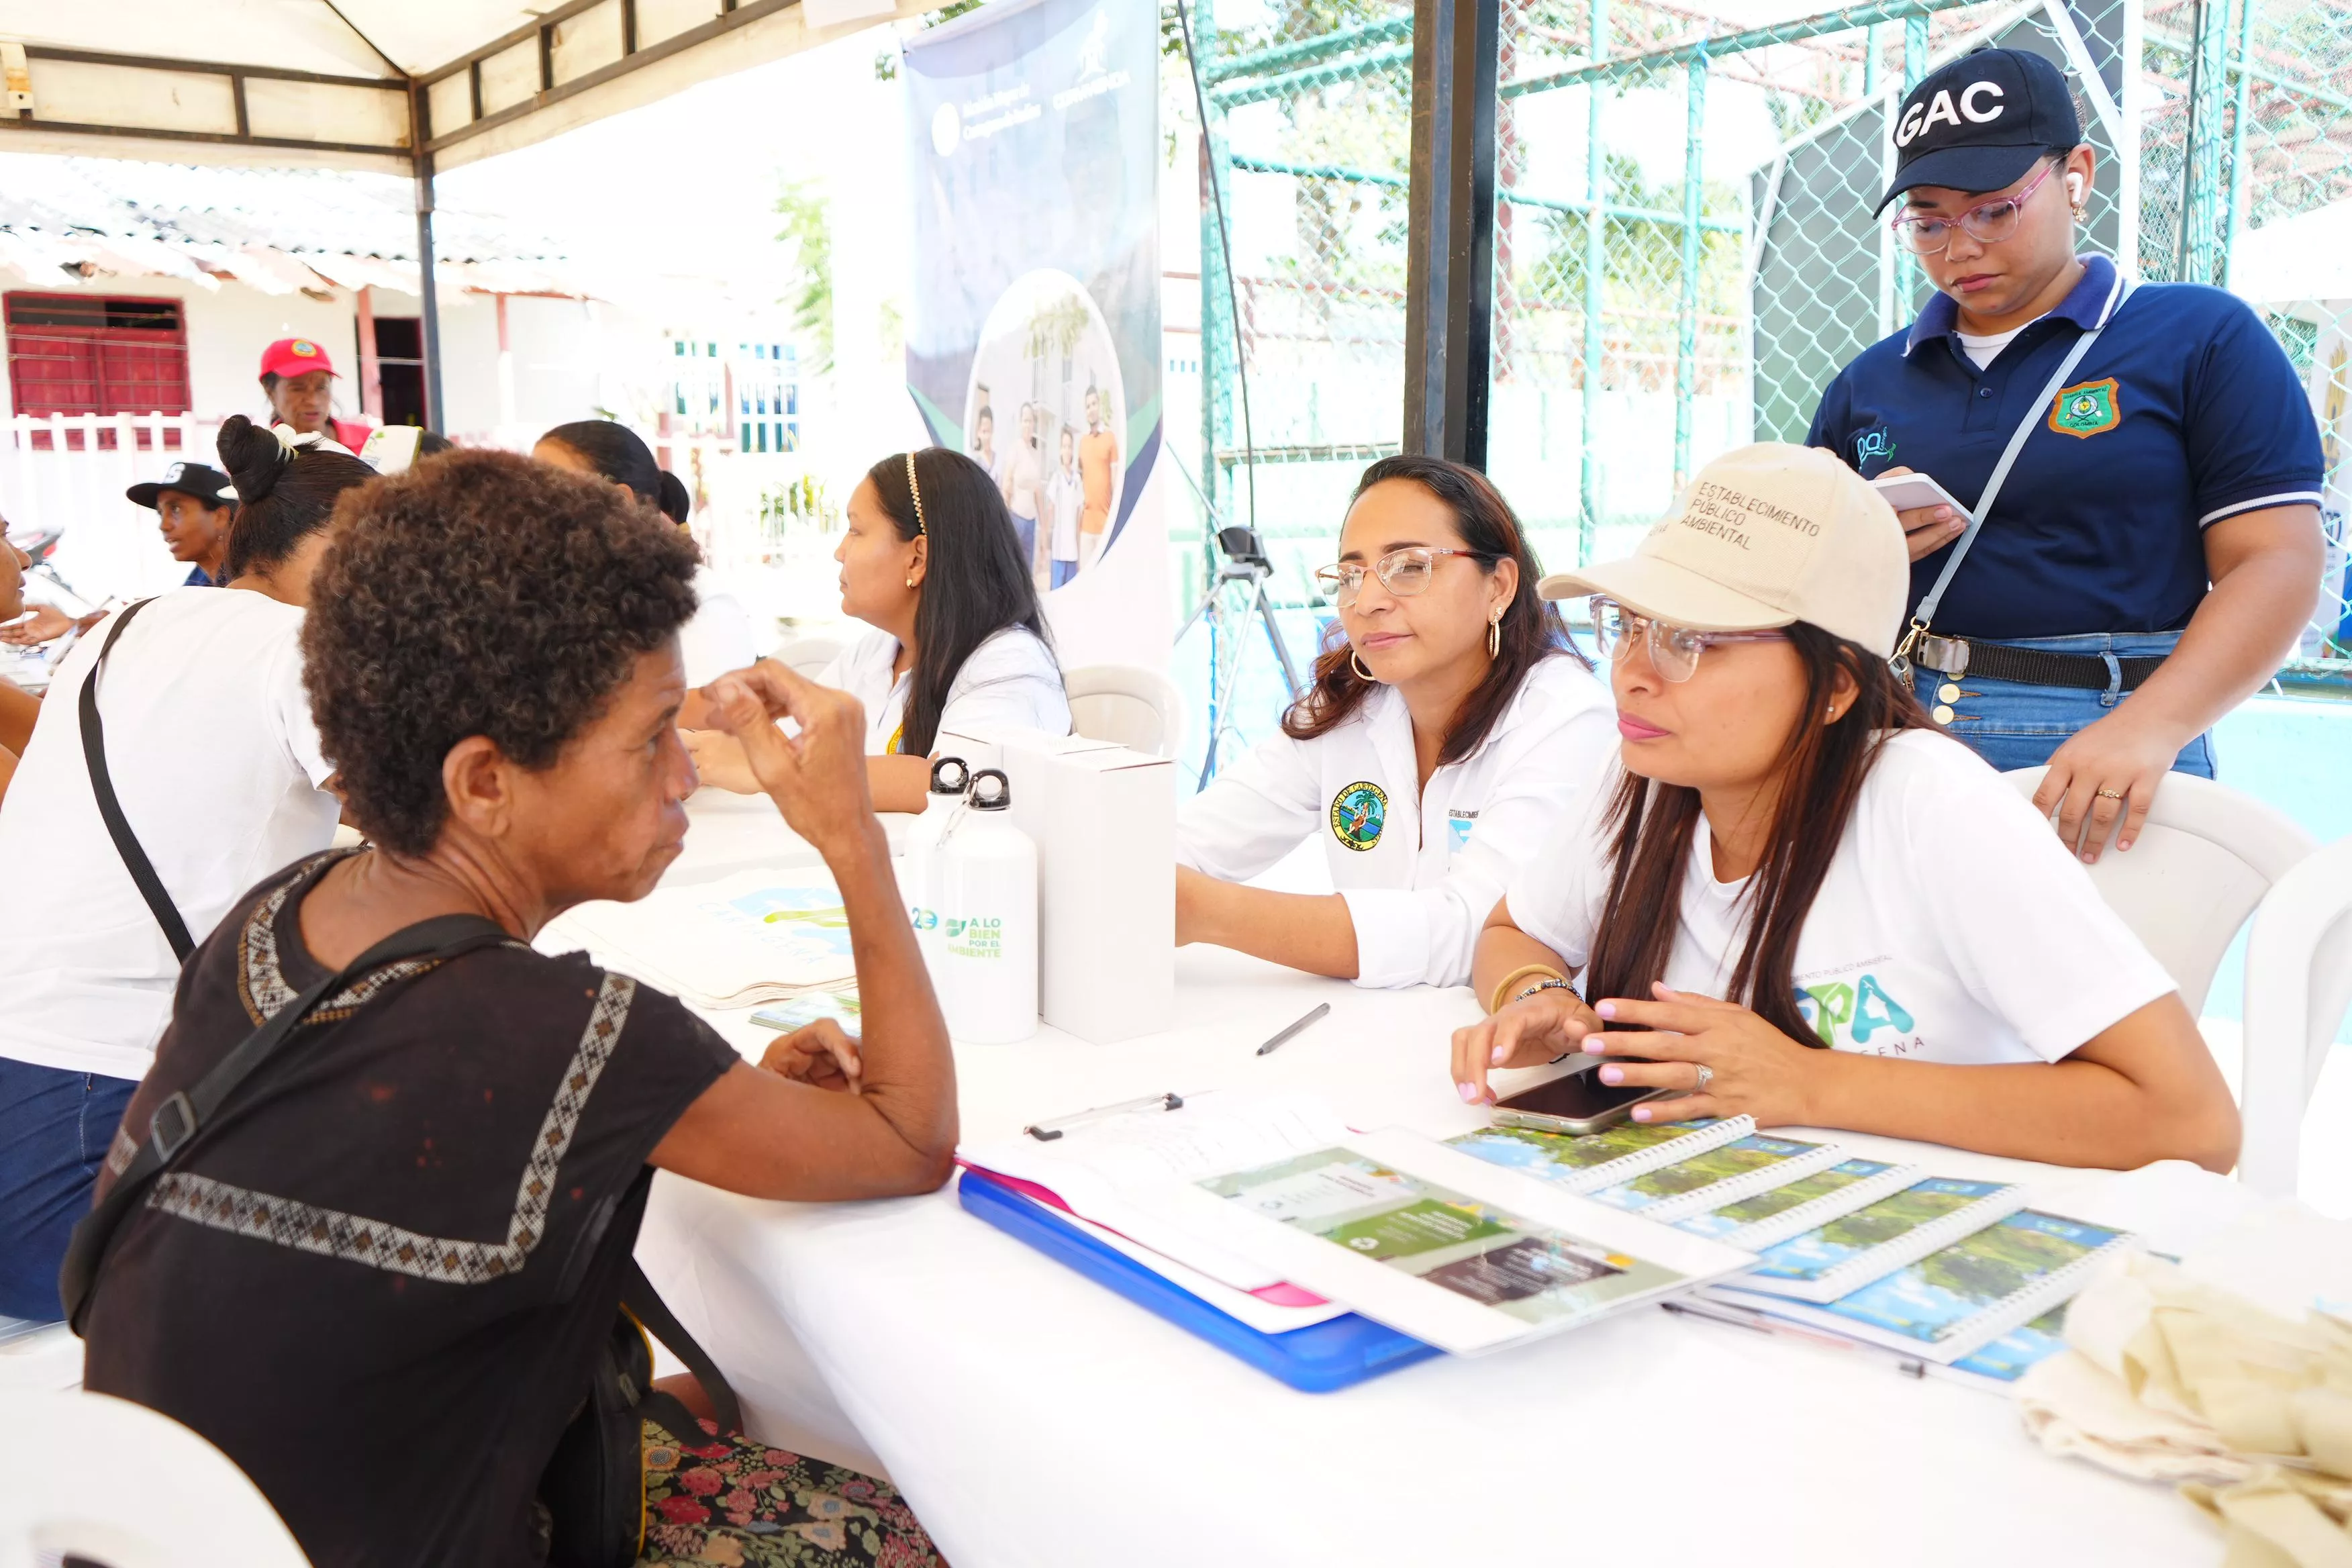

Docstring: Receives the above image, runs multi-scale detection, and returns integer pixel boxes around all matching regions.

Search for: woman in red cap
[258,336,373,452]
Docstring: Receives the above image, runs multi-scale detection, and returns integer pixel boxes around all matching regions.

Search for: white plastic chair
[0,1389,309,1567]
[771,633,843,680]
[2242,835,2352,1196]
[0,1320,81,1391]
[2004,767,2316,1013]
[1063,664,1185,761]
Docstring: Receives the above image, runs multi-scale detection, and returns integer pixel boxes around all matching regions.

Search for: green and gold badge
[2048,377,2120,438]
[1330,781,1388,851]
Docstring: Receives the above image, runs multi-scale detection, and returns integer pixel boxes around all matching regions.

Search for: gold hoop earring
[1487,606,1503,658]
[1352,650,1376,683]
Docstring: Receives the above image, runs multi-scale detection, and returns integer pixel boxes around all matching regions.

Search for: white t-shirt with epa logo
[1177,654,1616,991]
[1506,729,2177,1065]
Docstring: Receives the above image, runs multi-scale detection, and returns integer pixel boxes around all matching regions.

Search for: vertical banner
[902,0,1167,672]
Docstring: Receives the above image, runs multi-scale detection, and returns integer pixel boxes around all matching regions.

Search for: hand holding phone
[1491,1060,1672,1136]
[1449,983,1603,1105]
[1870,468,1971,562]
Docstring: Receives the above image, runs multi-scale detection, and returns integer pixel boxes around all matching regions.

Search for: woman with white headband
[687,448,1069,810]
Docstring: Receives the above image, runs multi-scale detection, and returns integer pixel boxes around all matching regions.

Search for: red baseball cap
[258,336,338,379]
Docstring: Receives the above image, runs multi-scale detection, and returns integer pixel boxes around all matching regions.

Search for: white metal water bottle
[900,756,970,993]
[931,768,1038,1044]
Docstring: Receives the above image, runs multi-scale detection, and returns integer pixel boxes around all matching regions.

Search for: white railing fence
[1,413,221,607]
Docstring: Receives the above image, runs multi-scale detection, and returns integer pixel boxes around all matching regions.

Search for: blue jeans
[1910,630,2215,777]
[0,1057,140,1322]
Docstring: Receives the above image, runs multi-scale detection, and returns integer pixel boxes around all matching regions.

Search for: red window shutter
[5,293,191,448]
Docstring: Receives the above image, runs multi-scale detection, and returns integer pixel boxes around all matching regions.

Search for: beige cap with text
[1536,442,1910,658]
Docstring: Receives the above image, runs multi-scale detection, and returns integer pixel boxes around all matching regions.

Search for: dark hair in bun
[216,413,379,579]
[539,419,691,524]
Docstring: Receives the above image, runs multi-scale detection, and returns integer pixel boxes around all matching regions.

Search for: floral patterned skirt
[638,1414,944,1568]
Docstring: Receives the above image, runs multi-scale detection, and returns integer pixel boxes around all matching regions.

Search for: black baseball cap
[126,460,235,511]
[1878,48,2081,212]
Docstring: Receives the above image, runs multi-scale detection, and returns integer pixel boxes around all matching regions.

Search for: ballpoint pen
[1256,1002,1330,1057]
[1024,1091,1186,1141]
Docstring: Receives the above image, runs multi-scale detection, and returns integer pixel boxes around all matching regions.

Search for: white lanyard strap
[1899,280,2137,656]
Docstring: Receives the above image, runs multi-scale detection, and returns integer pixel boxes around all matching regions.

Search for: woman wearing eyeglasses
[1809,48,2322,868]
[1452,444,2237,1172]
[1173,454,1614,989]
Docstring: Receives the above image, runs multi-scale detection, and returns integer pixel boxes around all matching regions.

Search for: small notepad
[1447,1116,1757,1196]
[1586,1134,1847,1220]
[1673,1158,1925,1250]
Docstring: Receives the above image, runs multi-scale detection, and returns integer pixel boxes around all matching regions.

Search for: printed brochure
[1714,1176,2028,1305]
[1136,1126,1757,1355]
[1447,1116,1756,1195]
[1587,1134,1846,1220]
[1673,1159,1926,1251]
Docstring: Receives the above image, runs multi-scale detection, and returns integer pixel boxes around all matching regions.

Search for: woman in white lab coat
[1175,454,1615,989]
[688,447,1069,812]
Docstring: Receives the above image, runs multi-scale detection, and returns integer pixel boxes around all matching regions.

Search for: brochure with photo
[1447,1116,1756,1196]
[1738,1210,2136,1364]
[1587,1134,1846,1220]
[1673,1159,1924,1250]
[1140,1127,1757,1355]
[1714,1177,2028,1305]
[554,869,858,1008]
[752,989,863,1036]
[1944,1306,2071,1385]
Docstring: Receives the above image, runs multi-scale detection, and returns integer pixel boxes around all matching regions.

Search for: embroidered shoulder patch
[1329,781,1387,852]
[2049,377,2120,438]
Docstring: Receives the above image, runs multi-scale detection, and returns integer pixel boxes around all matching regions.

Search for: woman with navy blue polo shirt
[1810,48,2324,863]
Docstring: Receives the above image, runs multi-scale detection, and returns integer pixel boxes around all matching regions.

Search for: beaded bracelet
[1488,963,1565,1017]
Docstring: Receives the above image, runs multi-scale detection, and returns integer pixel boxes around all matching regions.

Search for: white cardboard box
[935,724,1174,1044]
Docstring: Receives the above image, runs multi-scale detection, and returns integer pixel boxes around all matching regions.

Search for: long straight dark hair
[867,447,1052,756]
[1582,624,1937,1046]
[1283,453,1583,767]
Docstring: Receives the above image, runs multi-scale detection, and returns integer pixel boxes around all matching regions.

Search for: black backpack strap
[620,1259,744,1437]
[61,912,514,1333]
[77,598,195,963]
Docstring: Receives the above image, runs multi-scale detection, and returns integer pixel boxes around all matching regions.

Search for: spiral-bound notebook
[1446,1116,1757,1195]
[1722,1210,2137,1365]
[1671,1158,1926,1250]
[1586,1134,1849,1220]
[1714,1176,2028,1305]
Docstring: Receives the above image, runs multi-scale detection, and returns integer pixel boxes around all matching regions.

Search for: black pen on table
[1257,1001,1330,1057]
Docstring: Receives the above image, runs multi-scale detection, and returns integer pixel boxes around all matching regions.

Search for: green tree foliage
[775,179,834,376]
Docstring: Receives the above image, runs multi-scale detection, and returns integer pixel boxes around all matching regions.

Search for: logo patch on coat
[2048,378,2120,438]
[1329,781,1388,851]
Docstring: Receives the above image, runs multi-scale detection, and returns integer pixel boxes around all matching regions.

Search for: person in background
[1044,425,1083,589]
[126,460,237,587]
[1808,48,2323,865]
[1006,401,1045,575]
[1176,455,1614,989]
[0,536,36,801]
[687,447,1069,813]
[1077,384,1118,571]
[258,336,374,452]
[1453,444,2237,1174]
[532,419,756,691]
[0,415,375,1322]
[971,403,1003,496]
[81,450,951,1568]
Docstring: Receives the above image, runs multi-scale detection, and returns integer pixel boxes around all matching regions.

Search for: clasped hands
[1449,982,1825,1128]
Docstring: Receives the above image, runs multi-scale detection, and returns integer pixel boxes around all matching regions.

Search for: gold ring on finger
[2094,787,2125,800]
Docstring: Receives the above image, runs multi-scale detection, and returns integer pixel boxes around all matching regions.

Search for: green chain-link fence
[1174,0,2352,777]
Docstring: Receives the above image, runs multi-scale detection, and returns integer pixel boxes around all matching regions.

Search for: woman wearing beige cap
[1449,443,2238,1172]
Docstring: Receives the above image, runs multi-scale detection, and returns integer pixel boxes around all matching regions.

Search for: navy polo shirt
[1808,254,2322,640]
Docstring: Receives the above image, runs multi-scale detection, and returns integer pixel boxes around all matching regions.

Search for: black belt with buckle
[1915,634,2168,692]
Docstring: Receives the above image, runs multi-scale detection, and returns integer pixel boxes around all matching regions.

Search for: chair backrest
[2241,834,2352,1196]
[2003,767,2316,1014]
[1063,663,1185,761]
[0,1390,309,1567]
[771,633,843,680]
[0,1321,82,1392]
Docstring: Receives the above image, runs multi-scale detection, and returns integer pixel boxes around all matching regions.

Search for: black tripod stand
[1175,524,1303,781]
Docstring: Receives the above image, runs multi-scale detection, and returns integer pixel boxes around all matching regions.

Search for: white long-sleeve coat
[1175,654,1616,989]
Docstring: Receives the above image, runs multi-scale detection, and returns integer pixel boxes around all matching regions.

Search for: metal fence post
[1195,0,1236,530]
[1404,0,1502,467]
[1675,44,1709,489]
[1579,0,1610,561]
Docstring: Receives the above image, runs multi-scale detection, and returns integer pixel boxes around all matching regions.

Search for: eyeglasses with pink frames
[1888,159,2060,256]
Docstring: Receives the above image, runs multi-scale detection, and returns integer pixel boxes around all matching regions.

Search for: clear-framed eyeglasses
[1589,597,1789,683]
[1314,546,1493,609]
[1887,159,2059,256]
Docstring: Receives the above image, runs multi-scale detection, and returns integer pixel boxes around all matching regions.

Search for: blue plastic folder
[958,1169,1438,1393]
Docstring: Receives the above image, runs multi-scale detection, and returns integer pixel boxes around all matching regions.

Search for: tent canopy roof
[0,0,928,176]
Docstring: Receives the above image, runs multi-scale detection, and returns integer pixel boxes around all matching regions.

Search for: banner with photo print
[901,0,1165,669]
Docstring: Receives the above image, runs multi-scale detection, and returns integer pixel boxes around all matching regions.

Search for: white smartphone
[1870,471,1974,525]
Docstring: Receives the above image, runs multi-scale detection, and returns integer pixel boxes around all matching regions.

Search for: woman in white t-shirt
[689,447,1068,812]
[1176,454,1614,988]
[1451,443,2238,1173]
[0,415,373,1320]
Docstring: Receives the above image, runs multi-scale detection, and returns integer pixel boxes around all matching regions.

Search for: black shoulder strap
[622,1259,743,1436]
[77,598,196,963]
[61,910,513,1333]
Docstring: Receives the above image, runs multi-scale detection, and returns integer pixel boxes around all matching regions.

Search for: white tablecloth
[605,933,2233,1565]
